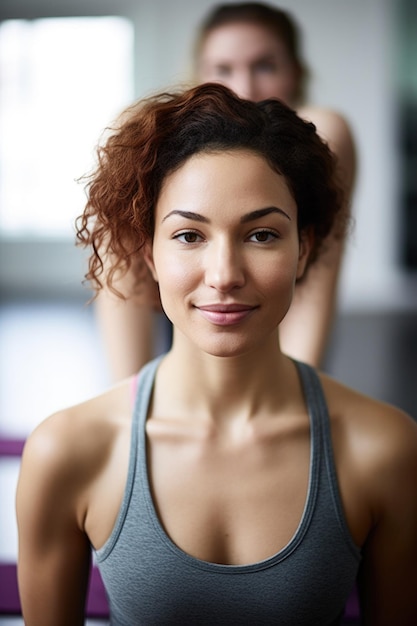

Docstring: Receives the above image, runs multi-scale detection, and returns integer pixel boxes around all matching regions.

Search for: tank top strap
[293,360,328,437]
[294,359,334,474]
[132,356,164,434]
[294,360,356,549]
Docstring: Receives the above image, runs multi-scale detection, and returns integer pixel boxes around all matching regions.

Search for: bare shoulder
[298,104,357,195]
[298,105,353,145]
[20,379,133,496]
[321,372,417,448]
[320,373,417,489]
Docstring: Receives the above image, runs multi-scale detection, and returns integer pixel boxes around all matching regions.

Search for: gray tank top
[95,357,361,625]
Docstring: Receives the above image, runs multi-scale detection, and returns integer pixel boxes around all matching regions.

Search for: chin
[197,335,259,359]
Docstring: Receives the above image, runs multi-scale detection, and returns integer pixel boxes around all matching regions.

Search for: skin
[17,151,417,625]
[97,19,356,380]
[95,256,156,378]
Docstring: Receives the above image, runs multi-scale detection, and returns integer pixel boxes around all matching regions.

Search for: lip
[195,303,258,326]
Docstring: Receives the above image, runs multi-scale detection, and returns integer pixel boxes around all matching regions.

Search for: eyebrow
[212,53,278,69]
[251,54,279,65]
[162,210,209,224]
[162,206,291,224]
[240,207,291,223]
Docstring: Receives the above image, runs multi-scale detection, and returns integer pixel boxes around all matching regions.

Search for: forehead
[200,22,288,65]
[157,150,296,218]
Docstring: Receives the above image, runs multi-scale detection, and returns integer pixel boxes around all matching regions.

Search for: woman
[97,2,357,380]
[17,84,416,625]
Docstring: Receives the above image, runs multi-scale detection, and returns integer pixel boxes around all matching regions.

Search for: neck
[154,332,296,425]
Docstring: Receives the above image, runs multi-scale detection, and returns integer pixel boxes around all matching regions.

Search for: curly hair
[193,2,309,105]
[76,83,345,297]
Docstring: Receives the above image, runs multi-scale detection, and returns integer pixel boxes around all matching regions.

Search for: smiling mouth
[195,304,258,325]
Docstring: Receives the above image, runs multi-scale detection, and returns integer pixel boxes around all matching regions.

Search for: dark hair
[194,2,309,104]
[76,83,344,296]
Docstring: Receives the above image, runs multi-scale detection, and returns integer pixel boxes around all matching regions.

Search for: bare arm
[279,108,356,367]
[16,416,91,626]
[96,287,155,381]
[95,255,160,382]
[358,411,417,625]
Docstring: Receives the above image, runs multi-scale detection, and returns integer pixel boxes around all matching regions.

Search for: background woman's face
[198,22,298,105]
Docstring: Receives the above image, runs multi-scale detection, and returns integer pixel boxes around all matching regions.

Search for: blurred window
[0,16,134,238]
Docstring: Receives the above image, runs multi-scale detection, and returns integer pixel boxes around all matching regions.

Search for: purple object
[343,584,360,620]
[87,566,110,617]
[0,438,25,457]
[0,564,20,615]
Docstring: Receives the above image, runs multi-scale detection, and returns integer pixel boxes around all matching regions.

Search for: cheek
[267,265,298,295]
[253,246,301,290]
[263,71,297,104]
[153,249,196,296]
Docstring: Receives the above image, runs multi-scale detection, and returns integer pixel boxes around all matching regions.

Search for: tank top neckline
[135,356,323,574]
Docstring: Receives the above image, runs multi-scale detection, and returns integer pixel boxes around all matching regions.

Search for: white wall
[1,0,415,311]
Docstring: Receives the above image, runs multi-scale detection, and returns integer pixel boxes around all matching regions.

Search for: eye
[248,229,279,243]
[173,230,203,244]
[254,60,277,74]
[214,64,232,78]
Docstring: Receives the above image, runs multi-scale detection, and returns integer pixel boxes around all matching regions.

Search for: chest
[146,419,311,566]
[95,416,360,626]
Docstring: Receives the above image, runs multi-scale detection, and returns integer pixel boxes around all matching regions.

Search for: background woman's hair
[76,83,345,296]
[193,2,309,104]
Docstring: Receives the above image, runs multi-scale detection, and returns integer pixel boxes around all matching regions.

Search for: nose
[204,238,245,292]
[228,70,257,101]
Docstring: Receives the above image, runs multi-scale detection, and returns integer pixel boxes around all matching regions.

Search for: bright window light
[0,16,134,237]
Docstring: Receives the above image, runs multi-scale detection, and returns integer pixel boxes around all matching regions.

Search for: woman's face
[197,22,298,105]
[146,150,310,358]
